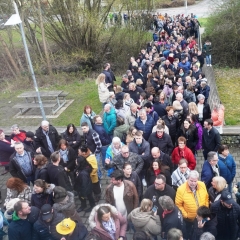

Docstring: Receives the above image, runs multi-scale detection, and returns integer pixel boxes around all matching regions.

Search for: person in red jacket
[171,137,196,170]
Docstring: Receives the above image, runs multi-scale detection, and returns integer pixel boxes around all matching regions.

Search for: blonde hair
[124,93,130,100]
[173,100,183,111]
[188,102,199,115]
[212,176,227,192]
[136,79,143,85]
[115,85,122,93]
[153,69,159,78]
[95,73,105,85]
[140,199,153,212]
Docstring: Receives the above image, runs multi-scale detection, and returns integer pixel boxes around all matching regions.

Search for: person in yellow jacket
[175,170,209,239]
[78,145,101,202]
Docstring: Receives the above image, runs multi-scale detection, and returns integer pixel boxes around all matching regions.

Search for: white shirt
[113,184,127,218]
[197,104,204,119]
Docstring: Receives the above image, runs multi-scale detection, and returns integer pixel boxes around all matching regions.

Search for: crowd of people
[0,12,237,240]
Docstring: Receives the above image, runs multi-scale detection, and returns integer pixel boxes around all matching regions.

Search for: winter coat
[126,111,138,126]
[175,181,209,221]
[128,138,150,162]
[184,89,196,103]
[33,211,65,240]
[105,180,139,214]
[86,154,99,183]
[208,187,227,204]
[146,167,171,187]
[134,115,155,140]
[128,207,161,236]
[98,82,110,103]
[74,168,92,197]
[34,164,49,182]
[153,102,167,118]
[203,43,212,56]
[10,130,26,143]
[143,184,176,217]
[62,129,82,152]
[148,132,173,155]
[193,122,203,150]
[62,222,88,240]
[202,127,221,153]
[9,151,34,183]
[201,160,222,189]
[80,112,96,129]
[211,105,225,127]
[200,85,210,102]
[31,184,54,209]
[0,137,15,166]
[103,108,117,135]
[93,123,111,146]
[113,124,129,141]
[147,109,159,125]
[59,147,76,172]
[171,146,196,170]
[110,152,144,174]
[5,186,32,206]
[218,153,236,184]
[8,211,33,240]
[47,163,72,191]
[178,125,199,153]
[123,171,143,198]
[161,206,184,239]
[115,108,128,123]
[53,191,81,223]
[197,103,211,123]
[191,213,217,240]
[162,115,179,139]
[88,204,127,240]
[210,200,240,240]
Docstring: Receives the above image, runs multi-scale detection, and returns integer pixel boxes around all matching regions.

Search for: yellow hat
[56,218,76,235]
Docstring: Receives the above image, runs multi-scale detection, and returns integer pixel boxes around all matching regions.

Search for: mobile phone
[152,205,158,213]
[202,218,208,223]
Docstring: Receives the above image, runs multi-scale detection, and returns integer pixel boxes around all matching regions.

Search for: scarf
[42,130,54,153]
[154,169,161,176]
[102,217,116,240]
[162,209,173,218]
[59,149,69,163]
[112,144,121,156]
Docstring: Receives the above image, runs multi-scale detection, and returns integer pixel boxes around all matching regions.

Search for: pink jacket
[211,105,225,127]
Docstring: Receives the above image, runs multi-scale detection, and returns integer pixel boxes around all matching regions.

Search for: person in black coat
[74,156,95,213]
[33,154,49,182]
[148,125,174,155]
[191,206,217,240]
[153,98,167,118]
[178,119,199,154]
[47,151,72,191]
[196,94,211,127]
[210,191,240,240]
[159,196,184,239]
[162,106,179,146]
[62,123,82,155]
[146,160,171,187]
[35,121,61,158]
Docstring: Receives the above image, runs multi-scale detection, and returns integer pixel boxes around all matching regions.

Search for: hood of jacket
[88,203,118,229]
[106,107,116,116]
[53,191,75,212]
[32,183,55,195]
[128,207,156,227]
[115,124,129,132]
[12,211,21,221]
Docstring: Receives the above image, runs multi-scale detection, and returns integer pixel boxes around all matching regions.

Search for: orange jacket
[175,181,209,221]
[211,105,225,126]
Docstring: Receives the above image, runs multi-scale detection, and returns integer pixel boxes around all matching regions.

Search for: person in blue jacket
[134,109,155,141]
[218,145,236,193]
[103,104,117,138]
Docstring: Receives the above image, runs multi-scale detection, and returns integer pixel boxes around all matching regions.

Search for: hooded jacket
[128,138,150,162]
[103,108,117,135]
[62,129,82,152]
[80,111,96,129]
[34,163,49,182]
[113,124,129,141]
[127,207,161,236]
[88,203,127,240]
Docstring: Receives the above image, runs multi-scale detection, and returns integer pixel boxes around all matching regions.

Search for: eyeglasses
[154,181,164,186]
[122,151,129,155]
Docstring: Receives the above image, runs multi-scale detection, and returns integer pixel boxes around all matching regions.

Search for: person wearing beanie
[23,131,37,154]
[56,218,88,240]
[52,186,82,223]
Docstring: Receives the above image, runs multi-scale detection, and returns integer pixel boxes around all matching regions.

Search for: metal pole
[185,0,188,16]
[14,2,46,120]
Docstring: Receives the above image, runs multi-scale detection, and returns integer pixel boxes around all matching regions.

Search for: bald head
[151,147,160,159]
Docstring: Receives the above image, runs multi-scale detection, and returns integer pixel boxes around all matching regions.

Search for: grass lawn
[215,68,240,125]
[198,17,208,28]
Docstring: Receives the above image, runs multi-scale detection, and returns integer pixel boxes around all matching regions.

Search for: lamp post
[185,0,188,16]
[5,1,46,120]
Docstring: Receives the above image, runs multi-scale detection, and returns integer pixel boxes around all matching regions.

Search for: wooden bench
[13,102,57,115]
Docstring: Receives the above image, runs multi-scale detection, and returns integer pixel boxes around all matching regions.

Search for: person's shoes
[1,170,9,175]
[207,64,210,66]
[142,178,147,187]
[85,207,93,213]
[77,206,86,212]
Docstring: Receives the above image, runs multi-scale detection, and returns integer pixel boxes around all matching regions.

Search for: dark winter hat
[221,191,234,205]
[26,131,35,140]
[41,204,53,221]
[53,186,67,203]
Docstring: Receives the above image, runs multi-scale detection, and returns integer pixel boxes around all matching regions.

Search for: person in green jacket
[103,104,117,138]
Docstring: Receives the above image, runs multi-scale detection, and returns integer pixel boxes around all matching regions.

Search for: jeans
[95,153,102,179]
[26,175,35,186]
[79,193,95,208]
[101,145,109,167]
[206,55,212,65]
[228,181,233,193]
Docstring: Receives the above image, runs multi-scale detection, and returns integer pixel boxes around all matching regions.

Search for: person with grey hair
[176,170,209,239]
[159,196,184,239]
[200,81,210,103]
[126,103,139,126]
[103,104,117,138]
[10,124,26,143]
[35,120,60,158]
[167,228,183,240]
[134,108,155,140]
[200,232,215,240]
[121,74,130,92]
[176,93,188,121]
[197,94,211,127]
[9,142,35,185]
[201,151,221,189]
